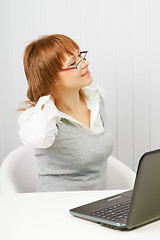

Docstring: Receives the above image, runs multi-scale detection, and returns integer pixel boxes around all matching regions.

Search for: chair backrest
[0,145,38,193]
[107,156,136,190]
[0,145,135,193]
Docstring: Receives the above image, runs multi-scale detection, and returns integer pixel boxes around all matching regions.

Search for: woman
[19,34,114,192]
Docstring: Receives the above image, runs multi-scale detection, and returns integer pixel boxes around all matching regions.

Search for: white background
[0,0,160,171]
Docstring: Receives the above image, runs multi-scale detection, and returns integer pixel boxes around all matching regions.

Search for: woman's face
[56,49,93,92]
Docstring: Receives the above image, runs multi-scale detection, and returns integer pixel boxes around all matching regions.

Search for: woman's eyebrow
[66,50,80,65]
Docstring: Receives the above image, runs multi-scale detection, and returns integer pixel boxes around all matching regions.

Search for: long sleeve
[18,95,61,148]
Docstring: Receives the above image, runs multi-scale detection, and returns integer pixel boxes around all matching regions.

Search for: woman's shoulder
[18,95,61,148]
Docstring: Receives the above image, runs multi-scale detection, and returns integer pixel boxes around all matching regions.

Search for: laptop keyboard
[90,200,130,223]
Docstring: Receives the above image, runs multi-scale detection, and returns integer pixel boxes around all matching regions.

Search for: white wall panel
[0,122,3,163]
[133,0,151,169]
[116,0,134,168]
[150,0,160,151]
[0,0,19,162]
[98,0,118,158]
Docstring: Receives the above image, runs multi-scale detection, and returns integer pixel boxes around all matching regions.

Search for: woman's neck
[54,89,90,128]
[55,90,84,115]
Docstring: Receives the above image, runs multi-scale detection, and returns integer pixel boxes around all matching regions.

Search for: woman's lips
[81,70,90,77]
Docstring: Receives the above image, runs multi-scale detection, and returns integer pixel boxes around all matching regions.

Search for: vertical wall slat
[133,0,151,170]
[0,0,19,162]
[150,0,160,151]
[116,0,134,169]
[97,0,118,157]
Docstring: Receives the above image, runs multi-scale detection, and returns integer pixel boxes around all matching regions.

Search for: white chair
[0,145,136,193]
[107,156,136,190]
[0,145,38,193]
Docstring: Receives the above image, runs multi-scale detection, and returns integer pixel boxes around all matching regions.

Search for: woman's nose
[81,59,89,69]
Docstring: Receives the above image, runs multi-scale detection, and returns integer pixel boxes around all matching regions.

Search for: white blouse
[18,85,106,148]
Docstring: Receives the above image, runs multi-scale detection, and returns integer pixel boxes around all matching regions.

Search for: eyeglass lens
[76,52,87,69]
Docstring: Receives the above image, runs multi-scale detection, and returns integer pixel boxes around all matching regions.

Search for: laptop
[69,149,160,230]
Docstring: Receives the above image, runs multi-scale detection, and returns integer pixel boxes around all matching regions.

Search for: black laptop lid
[127,149,160,229]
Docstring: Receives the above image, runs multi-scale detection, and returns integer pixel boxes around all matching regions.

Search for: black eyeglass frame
[56,51,88,72]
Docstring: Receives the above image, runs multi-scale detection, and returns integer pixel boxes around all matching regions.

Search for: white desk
[0,190,159,240]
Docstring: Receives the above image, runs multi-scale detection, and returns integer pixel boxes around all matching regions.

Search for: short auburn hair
[21,34,86,110]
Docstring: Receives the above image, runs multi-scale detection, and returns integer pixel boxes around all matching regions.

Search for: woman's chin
[81,74,93,85]
[85,75,93,86]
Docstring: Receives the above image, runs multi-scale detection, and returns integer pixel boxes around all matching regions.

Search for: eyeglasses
[57,51,88,72]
